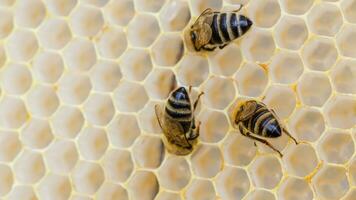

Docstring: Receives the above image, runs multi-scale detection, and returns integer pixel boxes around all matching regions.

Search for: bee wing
[164,116,192,148]
[193,8,213,26]
[239,100,258,121]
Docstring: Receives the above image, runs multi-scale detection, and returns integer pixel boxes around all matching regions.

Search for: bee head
[171,87,189,102]
[190,30,198,49]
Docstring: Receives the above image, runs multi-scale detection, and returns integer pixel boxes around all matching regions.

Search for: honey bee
[232,100,299,157]
[155,83,204,156]
[190,5,253,51]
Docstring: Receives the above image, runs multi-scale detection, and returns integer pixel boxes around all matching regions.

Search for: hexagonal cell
[350,157,356,186]
[83,93,115,126]
[38,18,72,50]
[241,29,275,62]
[137,101,162,134]
[177,54,209,87]
[96,26,127,59]
[245,189,276,200]
[90,60,122,92]
[312,165,349,200]
[337,25,356,58]
[248,0,281,28]
[318,130,354,164]
[190,144,223,178]
[190,0,222,16]
[208,44,242,76]
[324,95,356,129]
[14,0,45,28]
[159,0,190,31]
[235,62,268,97]
[70,5,103,37]
[152,33,184,66]
[1,63,32,95]
[102,149,133,183]
[127,14,160,47]
[45,0,77,16]
[57,73,91,105]
[13,150,45,184]
[155,191,181,200]
[96,182,128,200]
[297,72,332,107]
[0,8,13,39]
[6,29,38,61]
[307,3,342,36]
[278,177,313,200]
[0,131,21,162]
[78,127,108,160]
[263,85,296,119]
[158,156,190,191]
[38,173,72,200]
[128,170,159,200]
[280,0,314,15]
[203,76,235,110]
[302,37,337,71]
[341,0,356,23]
[274,16,308,50]
[344,189,356,200]
[270,50,304,84]
[331,59,356,94]
[70,195,91,200]
[223,132,256,167]
[216,166,250,200]
[44,139,78,174]
[32,51,64,84]
[134,0,164,12]
[114,80,148,112]
[0,96,28,129]
[72,161,104,195]
[51,106,84,138]
[27,85,59,117]
[0,45,6,68]
[144,69,175,100]
[249,156,282,189]
[63,38,96,71]
[119,48,153,82]
[199,109,229,143]
[185,179,216,200]
[21,118,53,149]
[132,135,164,169]
[0,164,13,196]
[8,186,37,200]
[108,114,140,148]
[82,0,109,6]
[105,0,134,26]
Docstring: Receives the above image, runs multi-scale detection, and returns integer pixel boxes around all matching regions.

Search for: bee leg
[154,105,165,131]
[233,4,244,12]
[193,92,204,111]
[188,121,201,140]
[282,127,299,145]
[202,45,216,51]
[219,44,228,49]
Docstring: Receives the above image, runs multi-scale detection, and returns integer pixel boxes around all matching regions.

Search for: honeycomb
[0,0,355,200]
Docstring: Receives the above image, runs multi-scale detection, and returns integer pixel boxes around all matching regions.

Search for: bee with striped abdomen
[155,84,204,156]
[232,100,299,157]
[190,5,253,51]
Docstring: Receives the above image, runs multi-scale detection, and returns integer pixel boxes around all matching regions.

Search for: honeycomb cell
[263,85,296,119]
[344,189,356,200]
[190,144,223,178]
[137,101,162,134]
[199,109,229,143]
[249,156,282,189]
[45,139,78,174]
[190,0,222,16]
[57,73,91,105]
[241,29,275,62]
[63,38,96,72]
[331,59,356,94]
[32,51,64,84]
[280,0,314,15]
[38,174,72,200]
[270,51,304,84]
[278,177,313,200]
[45,0,77,16]
[51,106,84,138]
[102,149,133,183]
[144,69,175,100]
[114,81,148,112]
[96,182,128,200]
[96,27,127,59]
[307,3,342,37]
[70,5,103,37]
[324,95,356,129]
[235,62,268,97]
[8,186,37,200]
[0,164,13,196]
[132,135,164,169]
[119,48,153,82]
[318,130,354,164]
[82,0,109,7]
[152,33,184,66]
[158,156,190,191]
[245,189,276,200]
[83,93,115,126]
[21,118,53,149]
[38,18,72,50]
[297,72,332,107]
[216,166,250,200]
[159,0,190,32]
[203,76,235,110]
[107,114,140,148]
[0,96,28,129]
[341,0,356,23]
[14,0,46,28]
[78,127,108,160]
[105,0,134,26]
[127,14,160,47]
[209,44,242,76]
[70,195,91,200]
[0,131,21,162]
[248,0,281,28]
[302,37,338,71]
[90,60,122,92]
[72,161,104,195]
[6,29,38,61]
[134,0,164,12]
[274,16,308,50]
[177,54,209,87]
[1,63,32,95]
[128,170,159,200]
[13,150,45,184]
[0,45,6,68]
[27,85,59,117]
[185,179,216,200]
[283,143,318,177]
[337,25,356,58]
[312,165,349,200]
[155,192,181,200]
[0,8,13,39]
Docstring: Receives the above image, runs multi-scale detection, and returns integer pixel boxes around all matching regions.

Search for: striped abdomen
[210,13,252,45]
